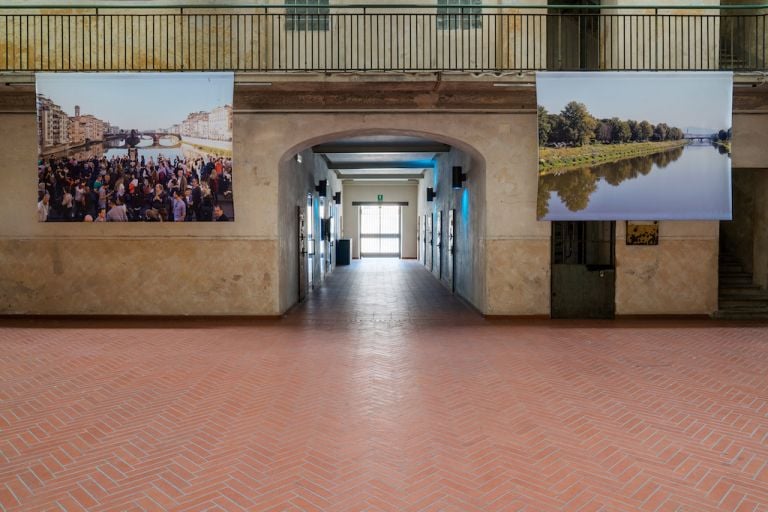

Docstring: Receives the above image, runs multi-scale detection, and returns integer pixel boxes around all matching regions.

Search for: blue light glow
[408,159,438,168]
[461,187,470,221]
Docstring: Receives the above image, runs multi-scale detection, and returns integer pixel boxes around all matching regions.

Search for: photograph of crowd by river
[536,72,733,221]
[35,72,234,222]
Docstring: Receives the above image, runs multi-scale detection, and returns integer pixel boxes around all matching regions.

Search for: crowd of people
[37,152,233,222]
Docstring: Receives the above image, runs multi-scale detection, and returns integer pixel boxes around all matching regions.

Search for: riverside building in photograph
[1,1,767,511]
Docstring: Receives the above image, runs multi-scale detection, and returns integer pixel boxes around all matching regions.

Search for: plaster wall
[418,147,487,312]
[0,0,548,73]
[341,182,418,260]
[278,148,341,313]
[600,0,721,70]
[721,1,768,69]
[241,111,544,315]
[1,83,759,317]
[483,113,551,316]
[615,221,719,315]
[719,169,768,289]
[3,0,761,75]
[733,114,768,169]
[0,96,280,315]
[720,169,756,272]
[752,172,768,289]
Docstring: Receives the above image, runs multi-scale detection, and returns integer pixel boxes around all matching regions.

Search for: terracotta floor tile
[1,259,767,511]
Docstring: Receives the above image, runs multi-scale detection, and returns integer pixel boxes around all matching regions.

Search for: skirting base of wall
[0,314,284,327]
[614,314,713,321]
[484,314,724,323]
[483,314,551,321]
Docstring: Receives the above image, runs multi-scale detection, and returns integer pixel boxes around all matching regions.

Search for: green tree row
[538,101,685,147]
[716,128,733,142]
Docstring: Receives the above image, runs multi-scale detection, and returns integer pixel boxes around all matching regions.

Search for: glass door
[359,205,401,258]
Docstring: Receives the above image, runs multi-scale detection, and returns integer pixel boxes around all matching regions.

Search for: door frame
[307,193,315,291]
[357,202,404,258]
[550,220,616,319]
[448,209,456,292]
[297,204,308,302]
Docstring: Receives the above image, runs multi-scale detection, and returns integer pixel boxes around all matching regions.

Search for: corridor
[285,259,481,328]
[1,262,767,511]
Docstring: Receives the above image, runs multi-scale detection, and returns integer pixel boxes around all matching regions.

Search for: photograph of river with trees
[536,72,733,221]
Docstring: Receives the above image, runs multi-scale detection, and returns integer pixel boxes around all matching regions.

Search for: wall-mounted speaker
[315,179,327,197]
[426,187,437,202]
[321,218,331,241]
[452,166,467,189]
[333,191,341,204]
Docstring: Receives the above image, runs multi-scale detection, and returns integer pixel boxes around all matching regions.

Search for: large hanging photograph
[36,72,234,222]
[536,72,732,221]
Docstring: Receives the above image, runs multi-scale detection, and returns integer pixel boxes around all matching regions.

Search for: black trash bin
[336,238,351,265]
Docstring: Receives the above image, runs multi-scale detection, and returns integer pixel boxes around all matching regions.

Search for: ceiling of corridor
[312,135,449,180]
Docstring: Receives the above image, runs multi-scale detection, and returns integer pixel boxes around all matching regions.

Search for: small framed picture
[626,221,659,245]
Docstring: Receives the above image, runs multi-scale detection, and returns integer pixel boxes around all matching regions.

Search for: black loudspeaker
[426,187,437,202]
[321,218,330,241]
[452,166,467,189]
[315,180,327,197]
[333,191,341,204]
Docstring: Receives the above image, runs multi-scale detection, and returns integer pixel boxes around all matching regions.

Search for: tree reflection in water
[537,146,685,218]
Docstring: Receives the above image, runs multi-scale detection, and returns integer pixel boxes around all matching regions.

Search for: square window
[437,0,482,30]
[286,0,330,31]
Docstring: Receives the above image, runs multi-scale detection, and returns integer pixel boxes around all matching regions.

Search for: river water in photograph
[539,144,732,220]
[104,138,185,161]
[46,137,190,162]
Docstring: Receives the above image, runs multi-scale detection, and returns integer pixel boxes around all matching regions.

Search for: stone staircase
[715,251,768,320]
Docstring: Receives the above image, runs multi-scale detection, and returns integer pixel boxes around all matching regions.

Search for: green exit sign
[377,194,384,201]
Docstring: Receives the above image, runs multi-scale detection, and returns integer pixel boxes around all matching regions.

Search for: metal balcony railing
[0,4,766,72]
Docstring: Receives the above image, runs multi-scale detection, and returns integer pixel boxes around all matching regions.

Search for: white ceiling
[312,135,450,180]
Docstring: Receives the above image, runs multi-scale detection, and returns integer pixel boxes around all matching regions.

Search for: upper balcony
[0,2,766,73]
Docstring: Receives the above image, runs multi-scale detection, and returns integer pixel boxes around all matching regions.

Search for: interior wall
[615,221,719,315]
[600,0,721,70]
[263,113,515,315]
[0,90,281,316]
[752,172,768,289]
[720,169,756,272]
[341,182,418,259]
[719,168,768,289]
[417,147,486,311]
[733,114,768,169]
[482,113,551,316]
[2,81,751,317]
[278,149,341,312]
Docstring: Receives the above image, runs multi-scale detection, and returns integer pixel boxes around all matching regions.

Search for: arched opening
[277,128,487,317]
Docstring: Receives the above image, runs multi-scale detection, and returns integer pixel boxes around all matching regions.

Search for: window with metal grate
[286,0,330,31]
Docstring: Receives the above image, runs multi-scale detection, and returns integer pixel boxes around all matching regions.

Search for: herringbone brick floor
[1,260,767,511]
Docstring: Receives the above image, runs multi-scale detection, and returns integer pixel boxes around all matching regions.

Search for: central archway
[277,127,488,316]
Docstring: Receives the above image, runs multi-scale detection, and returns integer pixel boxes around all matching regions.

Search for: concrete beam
[338,174,424,180]
[313,143,450,154]
[330,162,430,170]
